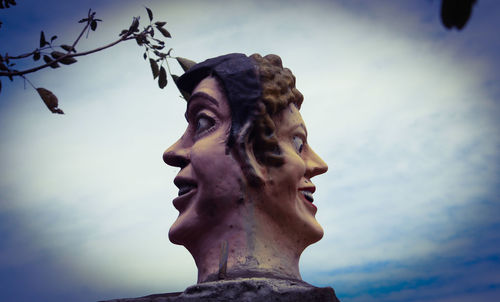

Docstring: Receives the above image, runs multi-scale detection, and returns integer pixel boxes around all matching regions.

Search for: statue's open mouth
[174,177,197,197]
[300,190,314,203]
[178,185,196,196]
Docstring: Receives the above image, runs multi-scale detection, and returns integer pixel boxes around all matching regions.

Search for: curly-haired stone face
[163,53,328,283]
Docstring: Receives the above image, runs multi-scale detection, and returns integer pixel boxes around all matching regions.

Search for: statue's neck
[184,204,303,283]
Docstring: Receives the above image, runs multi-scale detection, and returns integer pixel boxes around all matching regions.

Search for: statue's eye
[293,136,304,154]
[195,115,215,134]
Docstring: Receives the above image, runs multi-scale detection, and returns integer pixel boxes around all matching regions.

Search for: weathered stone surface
[100,277,340,302]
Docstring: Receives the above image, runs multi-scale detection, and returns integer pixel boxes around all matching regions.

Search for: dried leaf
[40,31,48,47]
[146,7,153,22]
[119,29,128,36]
[61,44,76,53]
[166,48,173,56]
[149,58,159,79]
[51,35,57,42]
[176,57,197,72]
[78,18,89,23]
[154,21,166,27]
[157,27,171,38]
[91,20,97,31]
[0,62,7,71]
[143,52,147,60]
[158,66,167,89]
[36,87,64,114]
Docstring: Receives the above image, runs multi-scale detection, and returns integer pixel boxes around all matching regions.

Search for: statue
[102,53,340,301]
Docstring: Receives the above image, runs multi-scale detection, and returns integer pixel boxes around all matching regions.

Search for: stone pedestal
[101,277,340,302]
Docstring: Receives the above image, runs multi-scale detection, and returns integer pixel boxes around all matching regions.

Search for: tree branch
[0,35,133,77]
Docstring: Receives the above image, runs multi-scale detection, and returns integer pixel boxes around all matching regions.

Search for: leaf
[157,26,171,38]
[143,52,147,60]
[154,50,166,58]
[50,51,77,65]
[145,7,153,22]
[135,37,143,46]
[61,44,76,53]
[149,58,159,79]
[33,50,41,61]
[43,55,59,68]
[176,57,197,72]
[0,79,2,94]
[119,29,128,36]
[51,51,65,59]
[40,31,48,47]
[60,56,77,65]
[129,17,140,33]
[90,20,97,31]
[36,87,64,114]
[154,21,166,27]
[51,35,57,42]
[166,48,173,56]
[158,66,167,89]
[78,18,88,23]
[0,62,7,71]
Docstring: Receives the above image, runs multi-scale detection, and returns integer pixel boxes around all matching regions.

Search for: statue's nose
[305,147,328,179]
[163,138,190,169]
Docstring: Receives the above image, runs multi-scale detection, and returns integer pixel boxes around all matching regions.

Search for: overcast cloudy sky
[1,1,499,301]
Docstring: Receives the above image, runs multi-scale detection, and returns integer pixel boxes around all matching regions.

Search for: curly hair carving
[248,54,304,167]
[230,54,304,186]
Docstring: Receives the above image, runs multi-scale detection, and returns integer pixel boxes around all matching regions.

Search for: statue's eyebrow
[184,91,220,121]
[187,92,219,108]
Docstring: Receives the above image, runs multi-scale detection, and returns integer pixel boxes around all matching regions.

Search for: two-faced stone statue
[103,53,340,302]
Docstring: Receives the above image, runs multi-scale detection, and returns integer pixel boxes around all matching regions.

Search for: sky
[0,0,499,301]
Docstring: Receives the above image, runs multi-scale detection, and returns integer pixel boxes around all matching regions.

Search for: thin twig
[0,33,133,77]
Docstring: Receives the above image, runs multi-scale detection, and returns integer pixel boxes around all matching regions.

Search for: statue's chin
[168,218,194,246]
[299,222,324,247]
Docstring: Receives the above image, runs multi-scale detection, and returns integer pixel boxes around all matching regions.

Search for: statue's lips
[178,185,196,196]
[173,177,197,211]
[298,186,317,212]
[173,187,196,212]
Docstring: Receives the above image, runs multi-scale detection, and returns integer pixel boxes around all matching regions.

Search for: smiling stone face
[255,103,328,246]
[163,76,246,247]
